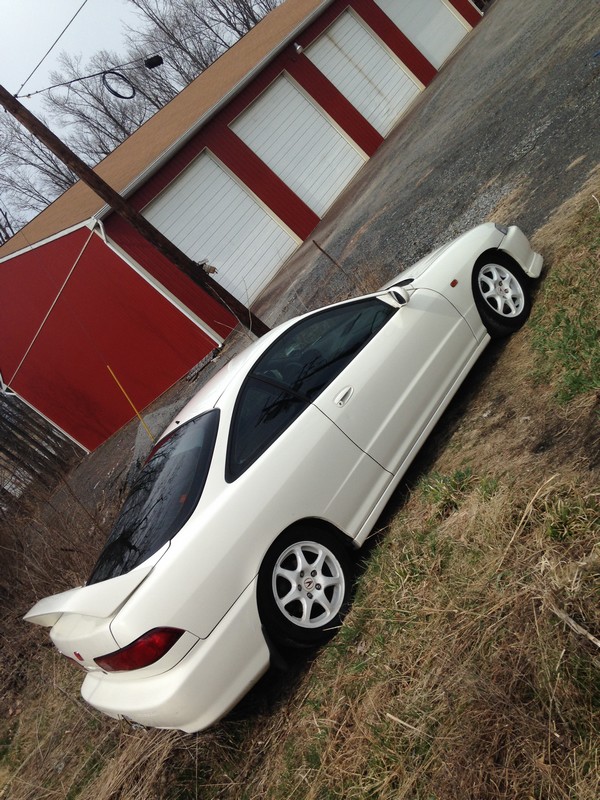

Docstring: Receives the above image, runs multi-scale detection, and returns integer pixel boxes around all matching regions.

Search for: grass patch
[529,190,600,403]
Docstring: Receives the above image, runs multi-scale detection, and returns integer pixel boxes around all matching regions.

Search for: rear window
[88,410,219,585]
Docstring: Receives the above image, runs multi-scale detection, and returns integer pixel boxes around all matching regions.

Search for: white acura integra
[26,223,543,732]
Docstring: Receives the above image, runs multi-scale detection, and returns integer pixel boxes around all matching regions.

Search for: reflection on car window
[88,410,219,584]
[227,298,395,480]
[226,378,307,481]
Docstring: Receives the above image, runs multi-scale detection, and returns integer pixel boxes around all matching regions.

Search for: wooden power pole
[0,85,270,337]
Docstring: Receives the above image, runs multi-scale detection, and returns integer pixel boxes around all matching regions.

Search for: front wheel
[257,527,353,648]
[472,253,532,338]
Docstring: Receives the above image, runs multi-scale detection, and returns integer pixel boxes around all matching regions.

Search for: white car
[25,223,543,732]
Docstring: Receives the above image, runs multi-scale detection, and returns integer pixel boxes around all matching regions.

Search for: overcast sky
[0,0,140,114]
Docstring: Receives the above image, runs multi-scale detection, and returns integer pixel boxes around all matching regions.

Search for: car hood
[24,558,159,628]
[381,223,505,290]
[381,241,453,290]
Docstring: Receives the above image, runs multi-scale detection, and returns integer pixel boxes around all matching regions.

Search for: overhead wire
[17,55,150,99]
[16,0,92,97]
[15,29,206,100]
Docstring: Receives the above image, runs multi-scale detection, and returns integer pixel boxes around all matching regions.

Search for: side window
[254,298,396,400]
[226,378,307,482]
[227,297,396,480]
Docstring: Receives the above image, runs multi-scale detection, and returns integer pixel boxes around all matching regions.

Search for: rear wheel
[258,527,353,648]
[472,253,532,338]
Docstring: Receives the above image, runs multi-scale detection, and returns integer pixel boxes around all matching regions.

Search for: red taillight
[95,627,185,672]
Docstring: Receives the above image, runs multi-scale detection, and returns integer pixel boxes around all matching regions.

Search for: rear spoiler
[24,562,157,627]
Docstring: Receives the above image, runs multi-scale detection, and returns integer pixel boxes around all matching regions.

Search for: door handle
[333,386,354,407]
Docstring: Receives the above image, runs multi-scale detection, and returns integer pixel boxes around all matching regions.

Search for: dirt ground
[46,0,600,556]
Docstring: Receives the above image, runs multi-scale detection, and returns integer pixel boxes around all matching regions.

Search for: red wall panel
[1,229,219,450]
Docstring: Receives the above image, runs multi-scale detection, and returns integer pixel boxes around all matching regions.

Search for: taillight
[95,627,185,672]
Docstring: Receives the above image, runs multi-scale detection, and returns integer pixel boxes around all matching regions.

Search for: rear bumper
[81,579,270,732]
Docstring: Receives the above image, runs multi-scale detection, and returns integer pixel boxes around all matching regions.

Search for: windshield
[88,410,219,585]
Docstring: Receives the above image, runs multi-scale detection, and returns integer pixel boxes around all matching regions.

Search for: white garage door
[230,75,366,217]
[374,0,469,69]
[305,11,421,136]
[143,152,299,304]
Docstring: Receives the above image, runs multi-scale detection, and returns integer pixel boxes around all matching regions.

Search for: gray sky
[0,0,140,114]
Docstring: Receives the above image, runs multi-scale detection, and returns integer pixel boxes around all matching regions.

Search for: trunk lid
[24,548,167,670]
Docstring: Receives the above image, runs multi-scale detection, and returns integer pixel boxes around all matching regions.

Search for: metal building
[0,0,481,450]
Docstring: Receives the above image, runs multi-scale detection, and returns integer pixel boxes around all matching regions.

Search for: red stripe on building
[350,0,437,85]
[286,54,384,156]
[447,0,483,28]
[204,126,320,240]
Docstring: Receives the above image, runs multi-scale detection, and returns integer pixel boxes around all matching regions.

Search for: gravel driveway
[256,0,600,324]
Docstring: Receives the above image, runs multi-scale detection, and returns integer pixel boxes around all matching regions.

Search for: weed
[419,467,475,516]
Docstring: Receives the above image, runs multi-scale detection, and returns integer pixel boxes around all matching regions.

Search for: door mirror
[388,286,410,306]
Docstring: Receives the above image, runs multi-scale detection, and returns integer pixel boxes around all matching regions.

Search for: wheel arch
[276,517,357,551]
[473,247,521,274]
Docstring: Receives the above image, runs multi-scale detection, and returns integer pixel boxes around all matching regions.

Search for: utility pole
[0,85,269,337]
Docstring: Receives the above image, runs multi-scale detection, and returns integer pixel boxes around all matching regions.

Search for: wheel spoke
[292,544,311,574]
[322,573,343,590]
[277,582,299,607]
[274,565,297,586]
[504,295,519,315]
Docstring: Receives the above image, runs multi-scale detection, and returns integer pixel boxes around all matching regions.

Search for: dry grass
[235,476,599,800]
[1,174,598,799]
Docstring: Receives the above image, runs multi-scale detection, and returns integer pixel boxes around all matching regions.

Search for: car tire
[257,526,353,648]
[472,252,532,339]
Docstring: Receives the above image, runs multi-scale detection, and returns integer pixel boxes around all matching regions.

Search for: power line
[16,0,92,97]
[16,25,207,100]
[17,55,152,99]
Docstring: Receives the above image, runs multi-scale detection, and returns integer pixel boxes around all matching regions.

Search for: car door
[310,287,477,474]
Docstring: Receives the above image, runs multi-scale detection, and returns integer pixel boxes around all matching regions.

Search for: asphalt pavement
[256,0,600,325]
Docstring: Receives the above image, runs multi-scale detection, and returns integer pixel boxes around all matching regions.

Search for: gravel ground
[66,0,600,498]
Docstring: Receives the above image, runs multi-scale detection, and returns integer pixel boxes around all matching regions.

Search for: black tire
[257,526,354,648]
[472,252,532,339]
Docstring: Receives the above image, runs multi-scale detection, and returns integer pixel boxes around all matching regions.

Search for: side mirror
[388,286,410,306]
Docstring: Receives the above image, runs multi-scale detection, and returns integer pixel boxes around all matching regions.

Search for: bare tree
[0,392,80,511]
[201,0,279,39]
[124,0,223,87]
[45,50,161,163]
[1,0,280,231]
[0,113,77,228]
